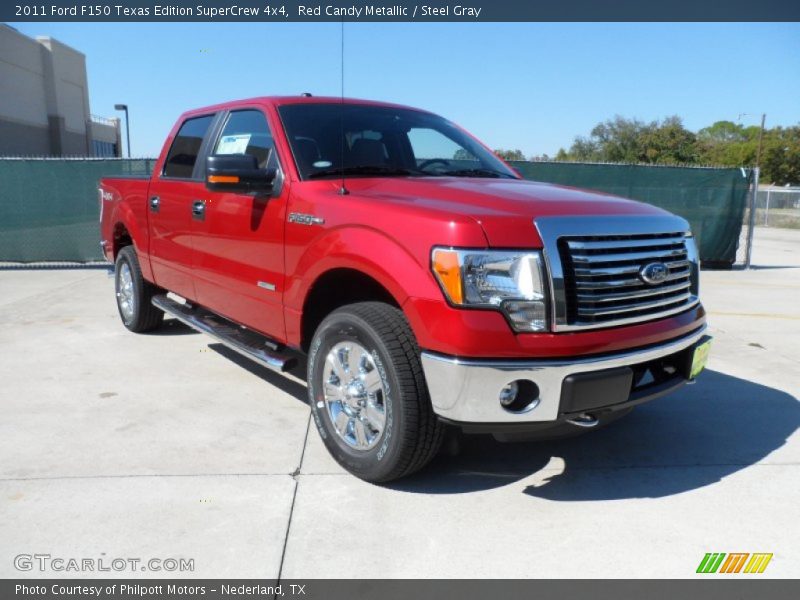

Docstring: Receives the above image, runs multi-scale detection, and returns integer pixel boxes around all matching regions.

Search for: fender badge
[288,213,324,226]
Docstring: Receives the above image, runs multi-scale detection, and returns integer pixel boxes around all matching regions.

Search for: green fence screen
[510,161,753,266]
[0,159,155,263]
[0,159,750,266]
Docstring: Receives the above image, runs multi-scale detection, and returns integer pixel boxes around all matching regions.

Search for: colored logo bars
[696,553,773,574]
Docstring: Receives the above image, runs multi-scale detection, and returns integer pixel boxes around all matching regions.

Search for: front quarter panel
[282,183,489,346]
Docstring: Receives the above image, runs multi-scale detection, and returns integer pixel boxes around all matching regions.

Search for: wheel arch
[112,221,133,259]
[299,268,402,352]
[286,225,442,351]
[106,197,154,282]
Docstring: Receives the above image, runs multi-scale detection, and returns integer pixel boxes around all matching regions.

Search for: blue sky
[11,22,800,157]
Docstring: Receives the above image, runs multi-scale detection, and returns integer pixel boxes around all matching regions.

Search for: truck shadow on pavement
[208,343,310,403]
[392,370,799,499]
[170,339,799,500]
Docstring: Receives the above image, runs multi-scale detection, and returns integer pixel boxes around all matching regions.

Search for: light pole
[114,104,131,158]
[737,112,767,168]
[755,113,766,170]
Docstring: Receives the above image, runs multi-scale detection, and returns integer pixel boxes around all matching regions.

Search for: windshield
[277,103,518,180]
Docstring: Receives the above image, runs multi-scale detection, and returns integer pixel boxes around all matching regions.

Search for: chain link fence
[0,158,155,265]
[736,171,758,267]
[1,158,754,268]
[756,187,800,229]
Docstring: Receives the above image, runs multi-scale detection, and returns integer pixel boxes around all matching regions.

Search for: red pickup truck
[100,96,711,482]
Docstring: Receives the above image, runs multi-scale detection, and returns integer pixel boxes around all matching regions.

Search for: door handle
[149,196,160,213]
[192,199,206,221]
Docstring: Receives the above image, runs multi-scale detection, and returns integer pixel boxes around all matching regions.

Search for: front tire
[307,302,443,483]
[114,246,164,333]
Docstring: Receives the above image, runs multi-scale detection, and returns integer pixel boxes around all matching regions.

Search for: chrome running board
[151,294,297,373]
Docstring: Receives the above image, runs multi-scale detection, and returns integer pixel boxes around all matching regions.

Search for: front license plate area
[690,338,712,379]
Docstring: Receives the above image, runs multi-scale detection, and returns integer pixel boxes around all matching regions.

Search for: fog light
[498,379,540,413]
[499,382,519,407]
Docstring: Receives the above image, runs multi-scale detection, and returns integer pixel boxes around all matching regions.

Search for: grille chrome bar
[574,260,690,276]
[577,280,691,302]
[573,264,642,277]
[576,277,645,289]
[534,215,700,331]
[664,259,690,269]
[566,236,686,251]
[577,293,693,317]
[570,247,687,264]
[575,270,689,289]
[569,299,700,329]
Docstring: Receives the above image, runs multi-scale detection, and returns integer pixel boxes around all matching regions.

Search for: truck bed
[99,176,152,267]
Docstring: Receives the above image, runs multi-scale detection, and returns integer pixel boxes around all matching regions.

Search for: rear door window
[163,115,215,179]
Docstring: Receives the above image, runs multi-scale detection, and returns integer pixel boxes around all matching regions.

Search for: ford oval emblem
[640,262,669,285]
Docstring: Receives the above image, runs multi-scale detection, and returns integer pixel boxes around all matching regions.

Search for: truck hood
[343,176,673,247]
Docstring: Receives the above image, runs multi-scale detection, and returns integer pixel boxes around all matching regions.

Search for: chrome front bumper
[420,325,708,423]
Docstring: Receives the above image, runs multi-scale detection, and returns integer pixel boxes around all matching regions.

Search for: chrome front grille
[534,215,700,332]
[560,233,694,326]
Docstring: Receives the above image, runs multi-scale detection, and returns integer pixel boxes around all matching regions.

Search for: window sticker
[313,160,333,168]
[216,133,251,155]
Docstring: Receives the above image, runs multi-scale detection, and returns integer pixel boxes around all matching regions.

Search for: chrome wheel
[322,341,386,451]
[116,262,135,321]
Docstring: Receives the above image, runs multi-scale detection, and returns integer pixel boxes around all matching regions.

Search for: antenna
[338,18,349,195]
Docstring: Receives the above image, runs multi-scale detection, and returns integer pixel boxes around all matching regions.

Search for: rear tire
[307,302,443,483]
[115,246,164,333]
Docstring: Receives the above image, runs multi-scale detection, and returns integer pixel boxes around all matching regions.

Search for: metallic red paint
[100,96,705,358]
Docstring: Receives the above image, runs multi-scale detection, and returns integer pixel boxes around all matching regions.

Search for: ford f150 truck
[100,96,711,482]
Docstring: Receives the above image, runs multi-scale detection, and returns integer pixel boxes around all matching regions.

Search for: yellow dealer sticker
[690,339,712,379]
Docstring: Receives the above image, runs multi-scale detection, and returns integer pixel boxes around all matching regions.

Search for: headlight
[431,247,548,332]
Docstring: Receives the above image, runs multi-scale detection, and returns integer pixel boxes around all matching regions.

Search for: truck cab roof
[178,95,434,120]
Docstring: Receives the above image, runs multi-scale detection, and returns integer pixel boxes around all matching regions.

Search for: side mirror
[205,154,275,194]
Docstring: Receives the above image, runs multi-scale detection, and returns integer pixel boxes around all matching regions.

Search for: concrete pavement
[1,227,798,578]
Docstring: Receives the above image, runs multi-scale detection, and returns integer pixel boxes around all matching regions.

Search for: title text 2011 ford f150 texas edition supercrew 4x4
[100,96,711,482]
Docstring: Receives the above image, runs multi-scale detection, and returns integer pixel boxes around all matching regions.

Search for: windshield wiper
[308,165,422,179]
[440,168,513,179]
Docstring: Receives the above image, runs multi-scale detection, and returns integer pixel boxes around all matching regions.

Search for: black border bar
[3,580,800,600]
[3,0,800,22]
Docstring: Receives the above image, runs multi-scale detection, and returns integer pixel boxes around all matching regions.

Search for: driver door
[191,108,288,342]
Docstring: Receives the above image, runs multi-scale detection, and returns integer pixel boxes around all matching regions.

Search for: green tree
[697,121,757,166]
[452,148,476,160]
[559,115,698,164]
[494,148,526,161]
[588,116,650,162]
[563,136,601,161]
[638,116,698,164]
[555,115,798,184]
[697,120,747,144]
[761,126,800,185]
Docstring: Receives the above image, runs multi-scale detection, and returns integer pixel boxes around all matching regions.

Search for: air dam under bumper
[420,325,709,424]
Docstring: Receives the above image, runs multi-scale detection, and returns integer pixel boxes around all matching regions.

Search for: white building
[0,24,121,157]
